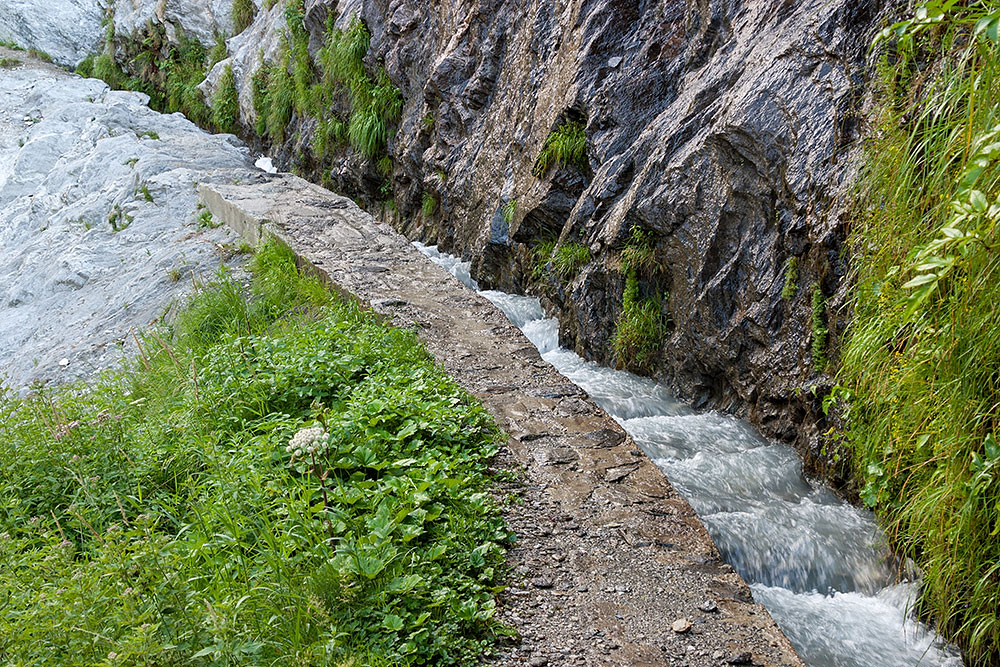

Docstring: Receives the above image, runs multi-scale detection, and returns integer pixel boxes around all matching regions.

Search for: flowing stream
[414,243,964,667]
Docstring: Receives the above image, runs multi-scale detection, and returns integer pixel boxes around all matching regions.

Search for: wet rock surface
[1,0,887,481]
[210,0,881,481]
[200,174,803,666]
[0,51,251,390]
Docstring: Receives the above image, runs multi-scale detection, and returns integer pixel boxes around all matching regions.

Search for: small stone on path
[672,618,692,633]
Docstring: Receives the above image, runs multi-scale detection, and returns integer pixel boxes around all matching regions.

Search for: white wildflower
[287,426,328,459]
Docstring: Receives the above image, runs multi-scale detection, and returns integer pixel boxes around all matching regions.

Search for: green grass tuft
[421,192,437,217]
[612,226,665,371]
[232,0,257,34]
[502,198,517,225]
[533,120,587,178]
[781,257,799,299]
[211,63,240,134]
[810,282,827,369]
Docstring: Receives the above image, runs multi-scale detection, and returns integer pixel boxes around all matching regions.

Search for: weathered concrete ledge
[199,173,802,667]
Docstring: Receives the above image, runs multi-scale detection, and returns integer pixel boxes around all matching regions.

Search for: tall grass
[211,63,240,134]
[839,6,1000,662]
[0,243,509,665]
[533,120,587,178]
[612,226,665,372]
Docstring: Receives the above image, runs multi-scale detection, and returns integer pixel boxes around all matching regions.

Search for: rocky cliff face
[1,0,884,480]
[238,0,879,481]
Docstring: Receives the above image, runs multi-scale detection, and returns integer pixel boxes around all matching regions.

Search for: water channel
[414,242,964,667]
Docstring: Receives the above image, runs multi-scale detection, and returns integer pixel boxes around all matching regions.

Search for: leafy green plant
[612,226,664,371]
[232,0,258,34]
[137,183,154,202]
[0,57,21,68]
[782,257,799,299]
[810,282,827,369]
[198,210,222,228]
[0,242,510,665]
[839,10,1000,662]
[211,63,240,134]
[533,120,587,178]
[422,192,437,217]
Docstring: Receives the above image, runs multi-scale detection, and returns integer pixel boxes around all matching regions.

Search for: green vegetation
[251,10,402,166]
[212,63,240,134]
[838,3,1000,662]
[612,226,665,372]
[233,0,258,34]
[421,192,437,217]
[810,283,827,369]
[533,241,591,282]
[0,57,21,68]
[502,198,517,225]
[107,204,132,232]
[197,210,222,229]
[532,120,587,178]
[137,130,159,140]
[138,183,154,202]
[0,243,509,665]
[781,257,799,299]
[0,39,24,50]
[83,21,217,131]
[26,48,52,63]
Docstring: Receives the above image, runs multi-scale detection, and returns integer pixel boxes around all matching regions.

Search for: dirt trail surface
[200,173,803,667]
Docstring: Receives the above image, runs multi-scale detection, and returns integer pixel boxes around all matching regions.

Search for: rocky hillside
[0,49,253,390]
[3,0,885,480]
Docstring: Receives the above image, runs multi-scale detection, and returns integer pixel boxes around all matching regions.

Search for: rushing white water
[414,242,964,667]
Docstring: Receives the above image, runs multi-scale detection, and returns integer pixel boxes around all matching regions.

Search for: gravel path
[201,175,804,667]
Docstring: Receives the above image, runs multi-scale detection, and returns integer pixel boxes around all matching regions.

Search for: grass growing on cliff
[0,242,510,665]
[612,226,665,372]
[232,0,257,34]
[211,63,240,134]
[533,241,591,282]
[533,120,587,178]
[838,5,1000,662]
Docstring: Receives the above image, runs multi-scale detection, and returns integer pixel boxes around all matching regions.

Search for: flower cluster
[286,426,328,459]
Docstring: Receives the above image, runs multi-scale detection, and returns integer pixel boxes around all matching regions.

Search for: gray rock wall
[0,53,254,390]
[0,0,103,66]
[244,0,879,478]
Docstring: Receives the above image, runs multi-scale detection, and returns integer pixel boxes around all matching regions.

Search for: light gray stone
[0,0,103,66]
[0,57,255,391]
